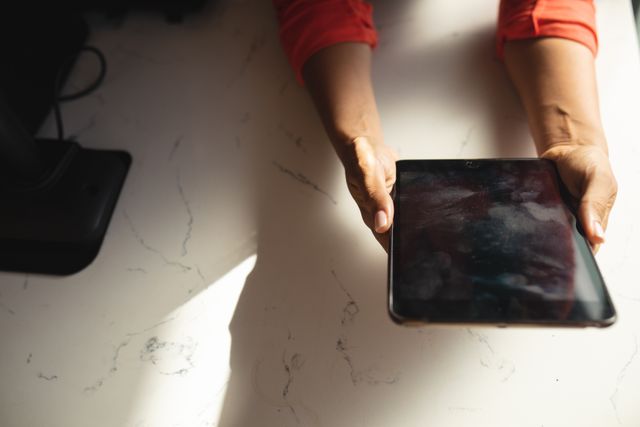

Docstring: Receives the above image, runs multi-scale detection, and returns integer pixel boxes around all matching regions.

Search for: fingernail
[593,220,605,242]
[374,210,387,232]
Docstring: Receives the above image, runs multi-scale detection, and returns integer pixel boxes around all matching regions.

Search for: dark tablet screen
[389,159,615,325]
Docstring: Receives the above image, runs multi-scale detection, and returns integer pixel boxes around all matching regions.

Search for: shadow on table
[0,1,539,426]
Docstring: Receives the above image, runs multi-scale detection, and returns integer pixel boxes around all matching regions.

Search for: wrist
[531,105,608,157]
[539,135,608,163]
[331,132,385,166]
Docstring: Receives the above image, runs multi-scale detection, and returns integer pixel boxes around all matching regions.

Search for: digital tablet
[388,159,616,327]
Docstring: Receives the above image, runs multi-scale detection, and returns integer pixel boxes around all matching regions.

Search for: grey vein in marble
[335,338,357,385]
[278,123,307,153]
[26,353,32,364]
[37,372,59,381]
[84,338,132,394]
[331,270,399,386]
[23,274,29,290]
[331,269,360,326]
[113,43,167,65]
[613,291,640,303]
[111,340,131,374]
[227,30,267,88]
[273,162,337,205]
[123,210,192,272]
[69,113,98,141]
[195,265,206,283]
[176,173,194,257]
[279,78,291,95]
[140,336,196,376]
[499,361,516,383]
[336,338,399,387]
[281,350,305,424]
[83,317,177,394]
[168,135,183,161]
[610,334,639,424]
[466,328,495,354]
[127,317,178,338]
[457,125,474,156]
[126,267,148,274]
[0,301,15,316]
[466,328,515,382]
[0,291,15,315]
[187,266,207,294]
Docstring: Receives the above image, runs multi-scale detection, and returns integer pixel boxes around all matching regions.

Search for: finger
[577,171,617,247]
[364,170,395,234]
[351,138,396,234]
[351,185,394,235]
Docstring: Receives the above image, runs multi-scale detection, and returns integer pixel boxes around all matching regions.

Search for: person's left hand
[541,143,617,253]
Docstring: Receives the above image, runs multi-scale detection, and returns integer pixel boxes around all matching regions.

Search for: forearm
[302,42,383,163]
[505,37,617,248]
[504,38,607,157]
[302,42,396,240]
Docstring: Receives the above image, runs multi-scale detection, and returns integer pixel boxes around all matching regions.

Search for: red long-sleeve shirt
[273,0,598,84]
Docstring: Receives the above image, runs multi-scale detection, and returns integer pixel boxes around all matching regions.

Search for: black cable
[52,45,107,141]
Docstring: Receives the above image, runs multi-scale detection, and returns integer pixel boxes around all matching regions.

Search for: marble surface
[1,1,640,426]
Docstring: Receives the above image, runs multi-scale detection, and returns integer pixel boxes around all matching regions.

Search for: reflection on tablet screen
[391,160,614,325]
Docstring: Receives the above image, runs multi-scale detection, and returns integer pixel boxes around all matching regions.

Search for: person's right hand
[340,136,398,250]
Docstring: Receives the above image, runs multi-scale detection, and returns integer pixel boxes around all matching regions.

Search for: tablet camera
[465,161,479,169]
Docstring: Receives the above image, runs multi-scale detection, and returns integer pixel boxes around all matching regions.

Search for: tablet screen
[389,159,615,325]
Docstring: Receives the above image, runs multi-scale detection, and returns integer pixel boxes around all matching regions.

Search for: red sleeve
[497,0,598,58]
[273,0,378,84]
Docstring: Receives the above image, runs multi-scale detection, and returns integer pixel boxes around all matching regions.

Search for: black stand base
[0,139,130,275]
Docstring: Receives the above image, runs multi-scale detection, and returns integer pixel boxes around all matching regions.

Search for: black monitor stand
[0,99,130,275]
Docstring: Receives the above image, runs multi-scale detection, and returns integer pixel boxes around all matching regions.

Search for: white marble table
[1,1,640,426]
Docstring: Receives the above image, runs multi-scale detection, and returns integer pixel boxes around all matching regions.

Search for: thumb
[371,190,394,234]
[577,172,617,248]
[363,165,395,234]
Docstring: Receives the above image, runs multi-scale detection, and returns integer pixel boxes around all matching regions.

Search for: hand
[340,136,398,250]
[541,143,617,252]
